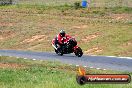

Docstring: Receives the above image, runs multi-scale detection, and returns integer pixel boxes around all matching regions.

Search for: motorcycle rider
[52,30,72,50]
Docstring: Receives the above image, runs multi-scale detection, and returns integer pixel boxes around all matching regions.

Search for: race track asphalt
[0,50,132,72]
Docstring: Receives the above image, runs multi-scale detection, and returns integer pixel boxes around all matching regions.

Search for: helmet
[59,30,66,37]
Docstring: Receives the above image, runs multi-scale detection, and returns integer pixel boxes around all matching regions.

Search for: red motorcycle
[52,38,83,57]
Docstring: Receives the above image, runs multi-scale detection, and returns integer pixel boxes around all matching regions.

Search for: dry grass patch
[0,63,26,69]
[0,30,16,40]
[122,41,132,47]
[21,35,47,44]
[110,14,132,21]
[72,25,88,29]
[81,32,100,43]
[84,47,103,55]
[118,41,132,56]
[0,22,15,27]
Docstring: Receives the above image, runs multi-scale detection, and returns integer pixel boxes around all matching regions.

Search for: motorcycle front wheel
[55,49,63,56]
[74,47,83,57]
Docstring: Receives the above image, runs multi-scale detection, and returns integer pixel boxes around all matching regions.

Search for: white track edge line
[90,55,132,59]
[32,59,36,60]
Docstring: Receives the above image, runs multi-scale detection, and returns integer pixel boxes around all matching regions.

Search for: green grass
[111,7,132,13]
[0,5,132,56]
[14,0,132,7]
[0,56,132,88]
[18,0,77,6]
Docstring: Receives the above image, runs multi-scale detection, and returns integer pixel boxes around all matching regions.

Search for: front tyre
[54,49,63,56]
[74,47,83,57]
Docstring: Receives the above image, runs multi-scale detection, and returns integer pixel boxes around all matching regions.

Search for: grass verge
[0,56,132,88]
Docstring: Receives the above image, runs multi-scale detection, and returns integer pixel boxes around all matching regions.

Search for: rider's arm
[57,34,63,44]
[66,35,72,40]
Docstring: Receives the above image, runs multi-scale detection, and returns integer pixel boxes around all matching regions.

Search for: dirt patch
[0,36,4,40]
[122,41,132,47]
[84,47,103,55]
[72,25,88,29]
[21,35,47,44]
[110,14,132,21]
[81,33,100,42]
[0,63,26,69]
[0,22,15,27]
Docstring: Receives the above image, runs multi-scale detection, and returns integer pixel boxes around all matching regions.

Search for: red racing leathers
[52,34,72,49]
[57,34,72,45]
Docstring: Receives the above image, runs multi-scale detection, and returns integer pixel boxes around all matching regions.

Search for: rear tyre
[75,47,83,57]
